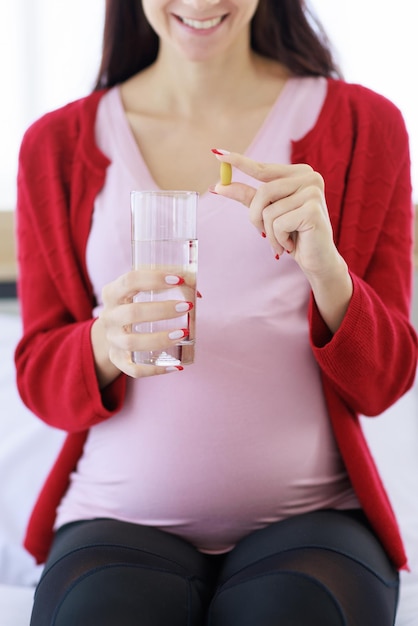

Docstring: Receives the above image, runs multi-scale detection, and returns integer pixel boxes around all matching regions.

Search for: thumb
[213,181,256,209]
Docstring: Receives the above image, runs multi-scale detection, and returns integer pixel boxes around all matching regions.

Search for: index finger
[103,269,187,305]
[212,150,295,183]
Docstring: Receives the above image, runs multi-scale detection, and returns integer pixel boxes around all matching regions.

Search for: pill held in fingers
[220,161,232,185]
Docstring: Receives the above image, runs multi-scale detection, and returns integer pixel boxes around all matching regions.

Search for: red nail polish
[181,328,189,337]
[261,231,267,238]
[197,291,203,298]
[275,253,280,260]
[165,275,185,285]
[211,148,224,155]
[175,301,194,313]
[175,365,184,371]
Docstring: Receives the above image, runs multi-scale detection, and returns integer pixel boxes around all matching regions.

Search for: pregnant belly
[58,408,358,553]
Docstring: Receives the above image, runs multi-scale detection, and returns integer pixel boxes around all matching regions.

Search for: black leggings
[30,510,399,626]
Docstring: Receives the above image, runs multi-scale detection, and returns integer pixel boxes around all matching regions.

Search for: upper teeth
[180,16,223,29]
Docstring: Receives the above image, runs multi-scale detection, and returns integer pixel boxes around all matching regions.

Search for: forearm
[306,253,353,335]
[310,273,417,415]
[16,320,125,430]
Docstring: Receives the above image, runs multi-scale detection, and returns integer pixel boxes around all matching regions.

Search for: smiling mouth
[175,15,226,30]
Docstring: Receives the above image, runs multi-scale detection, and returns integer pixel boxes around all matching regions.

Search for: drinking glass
[131,190,198,366]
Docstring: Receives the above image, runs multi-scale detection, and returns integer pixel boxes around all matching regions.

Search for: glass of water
[131,190,198,366]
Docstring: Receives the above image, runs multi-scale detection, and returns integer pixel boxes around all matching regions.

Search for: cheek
[242,0,260,23]
[141,0,166,38]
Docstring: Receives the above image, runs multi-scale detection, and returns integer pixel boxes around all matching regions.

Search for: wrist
[307,254,353,334]
[91,317,121,388]
[306,252,351,291]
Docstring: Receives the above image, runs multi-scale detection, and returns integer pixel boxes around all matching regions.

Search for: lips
[175,15,226,30]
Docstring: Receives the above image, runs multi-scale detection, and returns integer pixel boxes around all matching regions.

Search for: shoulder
[19,89,109,160]
[325,79,408,138]
[294,78,410,168]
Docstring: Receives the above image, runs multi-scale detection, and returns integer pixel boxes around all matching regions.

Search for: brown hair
[94,0,341,90]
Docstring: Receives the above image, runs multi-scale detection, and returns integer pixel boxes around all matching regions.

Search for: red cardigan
[15,79,417,568]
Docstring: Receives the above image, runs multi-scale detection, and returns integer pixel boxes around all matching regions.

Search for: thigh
[208,510,399,626]
[30,518,220,626]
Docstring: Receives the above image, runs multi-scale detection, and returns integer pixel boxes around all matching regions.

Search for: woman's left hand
[212,151,353,333]
[213,150,339,278]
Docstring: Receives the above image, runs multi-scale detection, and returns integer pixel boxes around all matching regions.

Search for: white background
[0,0,417,210]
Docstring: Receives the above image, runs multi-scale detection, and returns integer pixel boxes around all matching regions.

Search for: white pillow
[0,313,64,586]
[361,382,418,626]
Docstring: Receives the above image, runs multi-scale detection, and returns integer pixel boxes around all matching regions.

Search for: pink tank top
[56,77,359,552]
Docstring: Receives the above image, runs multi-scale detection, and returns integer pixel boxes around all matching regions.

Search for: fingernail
[168,328,189,340]
[211,148,230,155]
[208,186,218,195]
[175,301,193,313]
[275,253,280,260]
[166,365,184,372]
[261,231,267,238]
[165,275,184,285]
[197,291,203,299]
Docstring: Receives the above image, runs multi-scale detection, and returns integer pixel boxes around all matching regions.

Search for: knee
[31,559,198,626]
[49,565,192,626]
[208,571,345,626]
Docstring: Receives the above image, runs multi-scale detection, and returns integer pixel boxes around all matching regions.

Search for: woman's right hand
[91,269,192,387]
